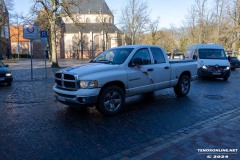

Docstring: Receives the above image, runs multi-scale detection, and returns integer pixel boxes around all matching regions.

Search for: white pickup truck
[53,45,198,115]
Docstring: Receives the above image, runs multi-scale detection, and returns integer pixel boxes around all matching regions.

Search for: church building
[59,0,129,59]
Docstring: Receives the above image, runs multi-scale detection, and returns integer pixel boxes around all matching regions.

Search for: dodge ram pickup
[53,45,198,115]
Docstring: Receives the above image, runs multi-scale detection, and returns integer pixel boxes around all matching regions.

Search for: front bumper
[53,85,101,107]
[198,68,230,78]
[0,76,13,83]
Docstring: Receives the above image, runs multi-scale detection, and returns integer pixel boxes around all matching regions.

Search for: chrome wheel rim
[181,78,190,94]
[103,91,122,112]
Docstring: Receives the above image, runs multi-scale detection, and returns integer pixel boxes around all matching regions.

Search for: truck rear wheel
[174,75,190,97]
[97,86,125,116]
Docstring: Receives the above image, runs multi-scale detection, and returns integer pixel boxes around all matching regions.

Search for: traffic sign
[40,30,48,38]
[23,25,39,39]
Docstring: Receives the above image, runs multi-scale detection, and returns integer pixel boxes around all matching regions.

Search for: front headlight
[6,73,12,77]
[226,66,230,70]
[80,80,98,89]
[202,65,208,70]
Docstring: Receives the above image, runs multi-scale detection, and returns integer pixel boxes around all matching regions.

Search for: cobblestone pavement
[0,59,239,160]
[106,107,240,160]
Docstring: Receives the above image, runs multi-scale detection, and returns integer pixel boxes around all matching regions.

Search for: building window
[104,17,107,23]
[109,17,112,23]
[83,35,89,50]
[94,35,100,51]
[95,17,100,23]
[72,35,78,51]
[75,15,82,23]
[86,18,90,23]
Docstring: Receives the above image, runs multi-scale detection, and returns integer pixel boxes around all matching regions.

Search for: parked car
[185,44,230,81]
[228,56,240,71]
[53,45,198,115]
[0,60,13,86]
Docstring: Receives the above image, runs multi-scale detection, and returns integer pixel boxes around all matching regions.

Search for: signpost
[23,25,39,39]
[23,25,39,79]
[40,30,48,79]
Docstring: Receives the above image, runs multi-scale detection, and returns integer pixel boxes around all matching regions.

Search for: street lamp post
[101,31,105,51]
[79,31,83,59]
[90,31,94,58]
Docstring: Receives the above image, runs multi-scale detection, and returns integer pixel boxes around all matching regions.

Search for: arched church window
[104,17,107,23]
[75,15,82,22]
[86,18,90,23]
[72,35,79,51]
[109,17,112,23]
[96,17,100,23]
[94,35,100,49]
[83,35,89,50]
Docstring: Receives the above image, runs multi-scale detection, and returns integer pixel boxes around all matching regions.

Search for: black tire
[174,75,190,97]
[97,86,125,116]
[223,76,229,81]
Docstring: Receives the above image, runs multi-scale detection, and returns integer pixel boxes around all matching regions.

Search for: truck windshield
[0,61,5,67]
[91,48,134,64]
[199,49,227,60]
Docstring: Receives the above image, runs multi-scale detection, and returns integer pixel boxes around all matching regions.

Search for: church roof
[63,23,121,33]
[61,0,112,15]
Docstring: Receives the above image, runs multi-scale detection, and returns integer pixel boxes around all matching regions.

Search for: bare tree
[33,0,77,67]
[195,0,208,43]
[227,0,240,54]
[233,0,240,54]
[119,0,150,44]
[149,17,160,45]
[10,13,24,59]
[61,0,85,59]
[96,11,115,51]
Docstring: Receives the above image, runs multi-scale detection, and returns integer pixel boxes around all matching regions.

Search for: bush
[11,53,30,59]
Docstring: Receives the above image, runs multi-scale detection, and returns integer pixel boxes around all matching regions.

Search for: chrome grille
[55,73,78,90]
[208,66,226,72]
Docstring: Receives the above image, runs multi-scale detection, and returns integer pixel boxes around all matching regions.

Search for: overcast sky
[13,0,197,28]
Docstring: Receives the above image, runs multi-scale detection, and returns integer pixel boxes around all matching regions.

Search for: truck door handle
[147,68,154,71]
[164,66,170,69]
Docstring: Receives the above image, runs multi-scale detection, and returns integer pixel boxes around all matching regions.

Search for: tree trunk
[50,21,59,68]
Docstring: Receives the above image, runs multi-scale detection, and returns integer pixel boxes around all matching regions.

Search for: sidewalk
[6,58,89,81]
[105,107,240,160]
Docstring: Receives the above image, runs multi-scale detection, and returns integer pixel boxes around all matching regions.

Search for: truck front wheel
[174,75,190,97]
[97,86,125,116]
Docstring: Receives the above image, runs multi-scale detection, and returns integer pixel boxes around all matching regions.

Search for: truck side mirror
[129,58,143,67]
[193,55,198,60]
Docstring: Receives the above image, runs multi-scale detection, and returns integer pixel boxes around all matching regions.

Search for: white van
[185,44,230,80]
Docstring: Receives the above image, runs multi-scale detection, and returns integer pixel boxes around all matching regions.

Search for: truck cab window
[132,48,151,65]
[150,47,166,64]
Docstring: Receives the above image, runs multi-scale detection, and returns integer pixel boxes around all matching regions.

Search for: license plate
[212,72,221,75]
[57,95,66,102]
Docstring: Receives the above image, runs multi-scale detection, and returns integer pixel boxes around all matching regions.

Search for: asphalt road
[0,59,239,160]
